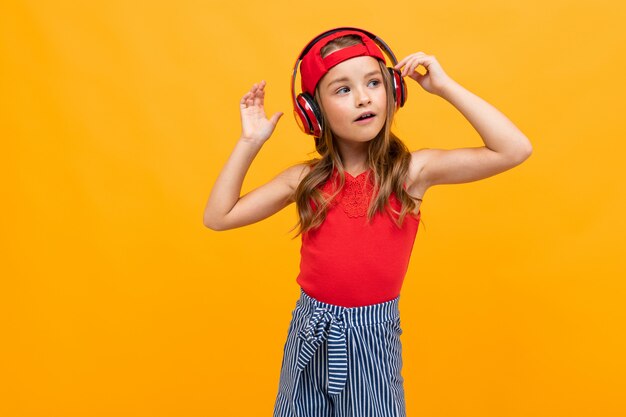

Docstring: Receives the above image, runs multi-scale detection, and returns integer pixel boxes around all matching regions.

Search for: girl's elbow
[513,140,533,164]
[522,136,533,156]
[521,143,533,161]
[203,215,226,231]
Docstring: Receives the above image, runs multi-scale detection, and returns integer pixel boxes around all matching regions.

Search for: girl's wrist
[437,78,462,99]
[239,135,266,147]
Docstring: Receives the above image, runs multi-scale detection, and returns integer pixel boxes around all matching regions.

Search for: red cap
[300,30,386,96]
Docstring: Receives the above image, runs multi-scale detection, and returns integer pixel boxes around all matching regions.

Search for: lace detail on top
[321,169,374,218]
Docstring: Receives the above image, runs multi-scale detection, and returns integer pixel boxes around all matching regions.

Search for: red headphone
[291,27,407,138]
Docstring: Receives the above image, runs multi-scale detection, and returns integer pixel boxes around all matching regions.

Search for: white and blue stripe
[273,288,406,417]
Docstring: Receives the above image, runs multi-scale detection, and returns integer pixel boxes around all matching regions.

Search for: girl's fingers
[403,57,425,76]
[241,81,268,108]
[269,111,283,126]
[395,56,409,69]
[398,59,414,75]
[409,59,421,75]
[241,83,253,105]
[253,90,262,107]
[402,59,415,76]
[241,92,251,107]
[254,81,267,106]
[395,52,428,74]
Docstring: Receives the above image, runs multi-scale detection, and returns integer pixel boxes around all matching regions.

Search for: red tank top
[296,167,421,307]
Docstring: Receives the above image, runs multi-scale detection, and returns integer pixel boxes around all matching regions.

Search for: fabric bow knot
[296,307,349,396]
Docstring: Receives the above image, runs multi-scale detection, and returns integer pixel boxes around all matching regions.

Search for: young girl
[204,27,532,417]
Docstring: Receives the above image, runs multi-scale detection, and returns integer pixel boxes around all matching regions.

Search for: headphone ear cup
[295,92,323,137]
[387,67,407,109]
[294,94,312,135]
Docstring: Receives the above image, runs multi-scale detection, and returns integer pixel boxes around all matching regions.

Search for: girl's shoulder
[281,162,313,196]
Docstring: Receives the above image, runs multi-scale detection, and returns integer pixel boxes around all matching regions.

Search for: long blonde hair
[290,34,420,239]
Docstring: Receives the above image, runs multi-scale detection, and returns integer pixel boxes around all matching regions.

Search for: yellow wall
[2,0,625,416]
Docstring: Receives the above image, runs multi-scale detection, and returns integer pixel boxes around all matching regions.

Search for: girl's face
[318,56,387,144]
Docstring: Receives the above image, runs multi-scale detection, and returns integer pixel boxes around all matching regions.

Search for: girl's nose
[355,88,372,106]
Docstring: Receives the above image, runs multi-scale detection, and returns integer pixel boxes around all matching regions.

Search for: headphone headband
[297,27,396,61]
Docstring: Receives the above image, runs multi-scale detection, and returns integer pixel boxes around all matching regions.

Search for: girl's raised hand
[239,80,283,144]
[394,52,454,96]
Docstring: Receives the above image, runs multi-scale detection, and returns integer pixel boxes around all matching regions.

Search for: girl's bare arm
[395,53,533,188]
[204,80,305,231]
[203,144,306,231]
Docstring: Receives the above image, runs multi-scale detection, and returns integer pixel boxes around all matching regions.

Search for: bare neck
[335,140,370,175]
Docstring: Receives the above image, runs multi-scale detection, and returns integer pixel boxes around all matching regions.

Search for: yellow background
[2,0,625,416]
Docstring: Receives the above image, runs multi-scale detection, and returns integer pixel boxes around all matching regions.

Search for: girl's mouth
[354,113,376,124]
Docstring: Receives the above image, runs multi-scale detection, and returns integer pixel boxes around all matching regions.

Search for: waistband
[297,288,400,328]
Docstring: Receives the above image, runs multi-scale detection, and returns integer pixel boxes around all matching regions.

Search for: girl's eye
[335,80,381,94]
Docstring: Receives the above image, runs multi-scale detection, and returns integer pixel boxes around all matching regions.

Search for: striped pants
[273,288,406,417]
